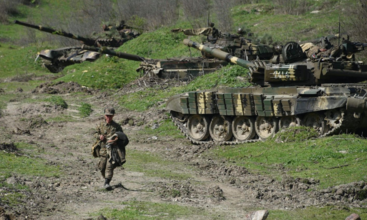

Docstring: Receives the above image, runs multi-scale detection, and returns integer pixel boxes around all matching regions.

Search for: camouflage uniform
[94,120,123,180]
[301,39,341,60]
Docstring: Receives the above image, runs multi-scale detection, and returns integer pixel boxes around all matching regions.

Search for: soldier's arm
[94,123,102,140]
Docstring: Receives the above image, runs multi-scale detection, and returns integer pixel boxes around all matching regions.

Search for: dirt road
[0,82,365,219]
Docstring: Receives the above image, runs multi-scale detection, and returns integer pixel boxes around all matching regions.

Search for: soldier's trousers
[98,156,115,180]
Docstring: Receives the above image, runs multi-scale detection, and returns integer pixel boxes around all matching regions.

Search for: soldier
[207,22,220,43]
[301,37,341,60]
[94,107,123,190]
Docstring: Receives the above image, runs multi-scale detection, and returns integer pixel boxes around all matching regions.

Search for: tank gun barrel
[14,20,96,46]
[183,39,256,70]
[307,34,339,44]
[81,45,145,61]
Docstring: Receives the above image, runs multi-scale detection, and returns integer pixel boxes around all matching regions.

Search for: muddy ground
[0,81,366,220]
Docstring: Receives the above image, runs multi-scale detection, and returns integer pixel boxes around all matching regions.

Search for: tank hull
[138,58,229,81]
[168,84,367,144]
[38,47,100,73]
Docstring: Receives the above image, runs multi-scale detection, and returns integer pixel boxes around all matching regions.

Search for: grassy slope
[212,132,367,189]
[232,3,340,43]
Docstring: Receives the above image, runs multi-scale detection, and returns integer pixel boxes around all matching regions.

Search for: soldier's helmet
[104,107,115,116]
[274,44,283,54]
[209,22,215,27]
[237,28,245,35]
[116,20,126,30]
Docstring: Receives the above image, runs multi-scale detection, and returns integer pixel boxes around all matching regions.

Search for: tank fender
[346,97,366,112]
[83,51,100,60]
[166,93,187,113]
[39,49,53,59]
[295,96,347,115]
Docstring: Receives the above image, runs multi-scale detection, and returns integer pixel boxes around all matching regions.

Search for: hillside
[1,0,367,219]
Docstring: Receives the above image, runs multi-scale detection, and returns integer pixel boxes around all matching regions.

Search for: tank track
[171,112,344,145]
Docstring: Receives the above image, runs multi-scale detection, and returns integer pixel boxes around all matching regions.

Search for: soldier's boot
[104,178,112,190]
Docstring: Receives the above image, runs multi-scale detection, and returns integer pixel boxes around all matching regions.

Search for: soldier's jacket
[94,120,123,157]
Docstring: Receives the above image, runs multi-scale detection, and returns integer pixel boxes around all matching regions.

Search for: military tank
[166,38,367,144]
[172,24,275,61]
[82,45,227,81]
[15,20,140,73]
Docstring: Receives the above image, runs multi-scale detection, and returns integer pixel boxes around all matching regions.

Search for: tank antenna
[338,0,341,45]
[207,10,210,26]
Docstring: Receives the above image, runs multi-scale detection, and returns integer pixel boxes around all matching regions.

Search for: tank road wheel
[187,115,210,141]
[232,116,256,141]
[325,110,343,130]
[303,112,326,135]
[279,116,301,130]
[255,116,278,140]
[209,116,233,142]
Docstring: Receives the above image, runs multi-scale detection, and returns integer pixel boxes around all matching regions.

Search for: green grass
[45,115,76,123]
[93,201,218,220]
[231,2,342,44]
[58,56,135,89]
[0,143,61,178]
[270,206,367,220]
[0,80,45,93]
[78,102,92,117]
[45,96,67,108]
[125,150,193,181]
[0,44,48,79]
[0,191,25,206]
[211,133,367,189]
[0,0,77,41]
[0,93,18,110]
[139,118,185,139]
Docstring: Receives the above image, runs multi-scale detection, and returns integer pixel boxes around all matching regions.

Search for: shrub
[78,103,92,118]
[0,0,21,23]
[272,126,319,143]
[46,96,68,109]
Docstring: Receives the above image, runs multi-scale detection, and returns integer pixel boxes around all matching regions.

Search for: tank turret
[172,27,275,61]
[183,39,367,87]
[166,38,367,144]
[82,45,228,81]
[15,20,140,72]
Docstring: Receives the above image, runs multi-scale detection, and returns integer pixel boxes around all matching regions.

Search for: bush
[78,103,92,118]
[0,0,21,23]
[272,0,309,15]
[272,126,319,143]
[344,0,367,42]
[46,96,68,109]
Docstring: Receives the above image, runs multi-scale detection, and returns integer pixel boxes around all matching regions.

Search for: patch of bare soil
[0,87,366,220]
[2,73,60,83]
[0,142,18,152]
[32,81,94,94]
